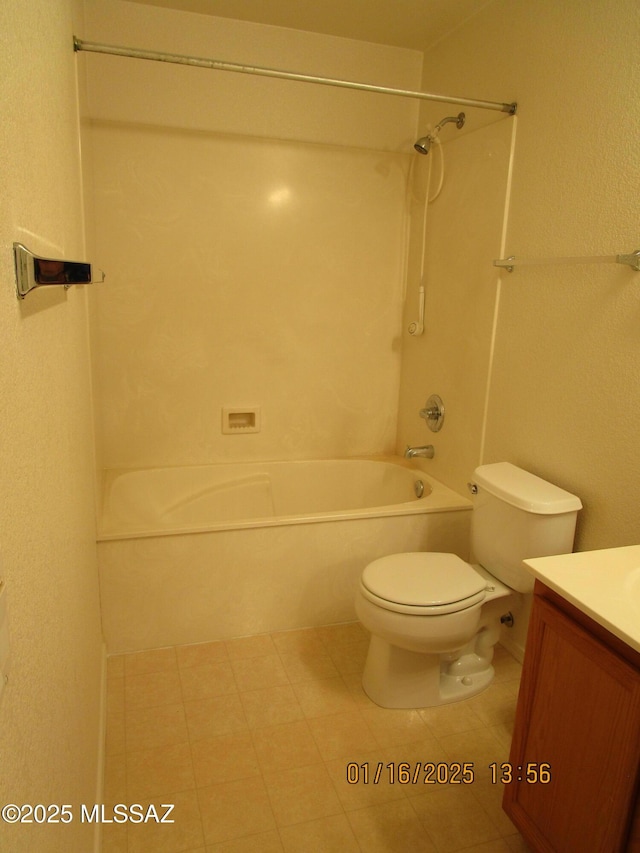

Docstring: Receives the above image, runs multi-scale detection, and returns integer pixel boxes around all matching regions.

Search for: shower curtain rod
[73,37,517,115]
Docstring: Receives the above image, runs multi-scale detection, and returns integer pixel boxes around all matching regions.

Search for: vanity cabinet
[503,581,640,852]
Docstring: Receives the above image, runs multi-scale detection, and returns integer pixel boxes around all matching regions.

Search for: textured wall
[0,1,104,851]
[414,0,640,553]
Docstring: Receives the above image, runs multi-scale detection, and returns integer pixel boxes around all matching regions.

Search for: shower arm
[414,112,465,155]
[434,114,466,133]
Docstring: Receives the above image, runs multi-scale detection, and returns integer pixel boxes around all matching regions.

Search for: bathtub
[97,456,472,652]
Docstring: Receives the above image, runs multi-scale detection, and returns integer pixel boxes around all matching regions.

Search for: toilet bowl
[355,462,582,709]
[355,553,514,707]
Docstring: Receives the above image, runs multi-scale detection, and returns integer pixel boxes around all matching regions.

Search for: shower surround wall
[397,117,515,496]
[82,0,423,472]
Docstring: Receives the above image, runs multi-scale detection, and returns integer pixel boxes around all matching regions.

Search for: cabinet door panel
[504,595,640,852]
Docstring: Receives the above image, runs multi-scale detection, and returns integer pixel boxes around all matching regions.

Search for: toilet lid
[361,553,487,608]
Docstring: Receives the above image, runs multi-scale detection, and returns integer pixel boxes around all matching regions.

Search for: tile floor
[103,622,531,853]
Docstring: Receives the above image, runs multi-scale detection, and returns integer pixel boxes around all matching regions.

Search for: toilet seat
[360,552,488,616]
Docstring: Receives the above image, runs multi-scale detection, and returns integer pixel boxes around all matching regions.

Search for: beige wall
[0,1,104,851]
[412,0,640,553]
[82,0,423,471]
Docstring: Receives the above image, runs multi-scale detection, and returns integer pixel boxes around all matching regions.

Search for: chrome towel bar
[13,243,105,300]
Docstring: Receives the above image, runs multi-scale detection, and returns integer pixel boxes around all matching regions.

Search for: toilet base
[361,634,495,708]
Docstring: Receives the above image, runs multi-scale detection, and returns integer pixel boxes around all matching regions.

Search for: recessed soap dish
[222,406,261,434]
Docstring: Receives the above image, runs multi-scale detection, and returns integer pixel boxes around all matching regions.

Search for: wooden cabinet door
[503,594,640,852]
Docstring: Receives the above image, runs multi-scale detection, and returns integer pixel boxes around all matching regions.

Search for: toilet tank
[470,462,582,593]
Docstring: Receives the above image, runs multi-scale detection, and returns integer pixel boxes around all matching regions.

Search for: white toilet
[355,462,582,708]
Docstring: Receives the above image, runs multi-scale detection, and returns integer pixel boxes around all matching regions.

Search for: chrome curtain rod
[73,37,517,115]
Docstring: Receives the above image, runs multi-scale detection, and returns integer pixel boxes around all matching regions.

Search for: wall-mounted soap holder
[221,406,261,434]
[13,243,105,300]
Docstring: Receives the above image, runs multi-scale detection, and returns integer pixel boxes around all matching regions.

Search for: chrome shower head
[414,136,432,155]
[414,112,465,155]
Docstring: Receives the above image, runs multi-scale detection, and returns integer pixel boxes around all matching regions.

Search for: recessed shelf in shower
[221,406,261,434]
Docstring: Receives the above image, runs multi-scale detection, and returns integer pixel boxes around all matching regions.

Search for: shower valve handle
[419,395,445,432]
[419,406,439,421]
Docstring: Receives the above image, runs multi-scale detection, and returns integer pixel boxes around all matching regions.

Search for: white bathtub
[97,457,472,652]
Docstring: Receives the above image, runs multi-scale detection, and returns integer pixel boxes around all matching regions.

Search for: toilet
[355,462,582,708]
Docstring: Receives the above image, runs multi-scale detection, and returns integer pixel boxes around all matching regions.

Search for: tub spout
[404,445,435,459]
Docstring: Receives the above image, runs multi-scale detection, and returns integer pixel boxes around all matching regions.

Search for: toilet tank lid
[473,462,582,515]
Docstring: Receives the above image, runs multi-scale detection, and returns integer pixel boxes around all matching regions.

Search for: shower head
[414,136,432,155]
[414,112,466,155]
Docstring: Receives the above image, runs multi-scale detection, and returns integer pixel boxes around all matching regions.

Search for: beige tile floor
[103,622,531,853]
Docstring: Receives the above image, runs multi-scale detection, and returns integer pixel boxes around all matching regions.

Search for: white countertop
[524,545,640,654]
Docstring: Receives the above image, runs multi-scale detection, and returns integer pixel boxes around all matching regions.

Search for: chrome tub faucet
[404,445,435,459]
